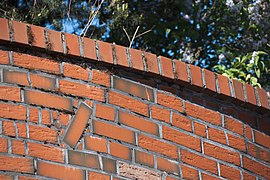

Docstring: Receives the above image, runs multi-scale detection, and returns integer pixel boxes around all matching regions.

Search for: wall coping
[0,18,269,113]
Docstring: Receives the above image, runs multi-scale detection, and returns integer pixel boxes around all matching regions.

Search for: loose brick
[0,18,10,42]
[163,126,201,151]
[220,164,241,180]
[2,121,16,137]
[181,164,199,179]
[247,142,270,164]
[181,149,218,174]
[257,88,269,109]
[190,65,203,89]
[13,52,61,74]
[224,116,244,135]
[254,130,270,149]
[194,121,207,137]
[29,124,58,144]
[16,122,27,138]
[30,73,56,90]
[63,63,89,81]
[102,157,116,173]
[109,91,149,116]
[65,33,80,56]
[3,69,29,86]
[203,142,240,165]
[203,69,216,93]
[114,44,128,67]
[59,79,104,101]
[138,134,178,159]
[160,56,174,79]
[12,139,25,155]
[96,103,115,121]
[0,102,26,120]
[217,74,231,97]
[37,160,85,180]
[0,137,8,153]
[113,76,154,101]
[245,83,257,105]
[82,37,97,60]
[85,136,107,153]
[0,85,21,102]
[129,48,144,71]
[110,142,132,161]
[91,69,111,87]
[172,113,192,132]
[118,111,159,136]
[93,120,135,144]
[0,155,34,173]
[63,103,92,147]
[29,25,46,49]
[118,161,161,179]
[88,172,110,180]
[243,156,270,178]
[47,30,63,53]
[227,133,246,152]
[68,150,100,169]
[12,20,28,45]
[151,105,170,123]
[157,157,179,175]
[185,102,221,125]
[157,92,183,112]
[98,41,113,63]
[24,90,73,112]
[135,150,154,168]
[0,50,9,64]
[208,127,227,145]
[144,51,159,74]
[174,60,189,85]
[28,142,64,163]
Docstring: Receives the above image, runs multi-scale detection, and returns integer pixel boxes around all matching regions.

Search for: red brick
[185,102,221,125]
[243,156,270,178]
[0,137,8,153]
[0,102,26,120]
[59,112,71,126]
[244,125,253,141]
[181,164,199,179]
[144,51,159,74]
[194,122,207,137]
[65,33,80,56]
[16,122,27,138]
[96,104,115,121]
[0,155,34,173]
[138,134,178,159]
[3,69,29,86]
[109,91,149,116]
[160,56,174,79]
[245,84,257,105]
[201,173,220,180]
[68,150,100,169]
[157,157,179,175]
[18,176,39,180]
[29,124,58,144]
[257,117,270,135]
[41,109,51,125]
[227,133,246,152]
[12,139,25,155]
[130,48,144,71]
[151,105,170,123]
[225,116,244,135]
[208,127,227,144]
[203,142,240,165]
[157,92,183,112]
[28,142,64,163]
[110,142,132,161]
[254,130,270,149]
[243,171,256,180]
[37,160,85,180]
[0,50,9,64]
[0,85,21,102]
[24,90,73,112]
[118,111,159,136]
[220,164,241,180]
[2,121,16,137]
[232,79,245,101]
[13,52,61,74]
[0,18,10,42]
[115,44,128,67]
[91,69,111,87]
[174,60,189,85]
[82,37,97,60]
[0,174,13,180]
[217,74,231,97]
[88,172,110,180]
[203,69,217,93]
[257,88,269,109]
[85,136,107,153]
[248,142,270,163]
[113,76,154,101]
[93,120,135,144]
[29,25,46,49]
[98,41,113,63]
[30,74,56,91]
[135,150,154,168]
[12,21,28,45]
[63,63,89,81]
[63,103,92,147]
[172,113,192,132]
[47,30,63,53]
[163,126,201,151]
[190,65,203,88]
[181,149,218,174]
[29,107,39,123]
[102,157,116,173]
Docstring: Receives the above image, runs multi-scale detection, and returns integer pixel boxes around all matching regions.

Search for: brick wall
[0,18,269,179]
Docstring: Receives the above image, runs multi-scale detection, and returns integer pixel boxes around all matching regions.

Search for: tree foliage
[0,0,269,89]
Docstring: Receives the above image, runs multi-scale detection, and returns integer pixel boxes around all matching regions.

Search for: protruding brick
[12,21,28,45]
[217,74,231,97]
[135,150,154,168]
[0,155,34,173]
[157,92,183,112]
[82,37,97,60]
[130,48,144,71]
[3,69,29,86]
[68,150,100,169]
[0,102,26,120]
[113,76,154,101]
[85,136,107,153]
[98,41,113,63]
[93,120,135,144]
[242,156,270,178]
[190,64,203,89]
[65,33,80,56]
[118,111,159,136]
[63,63,89,81]
[0,50,9,64]
[63,103,92,147]
[138,134,178,159]
[203,69,216,94]
[144,51,159,74]
[115,44,128,67]
[0,85,21,102]
[29,124,58,144]
[102,157,116,173]
[47,29,63,53]
[0,18,10,42]
[174,60,189,85]
[160,56,174,79]
[110,142,132,161]
[257,88,269,109]
[172,113,192,132]
[157,157,179,175]
[29,25,46,49]
[151,105,170,123]
[30,74,56,90]
[181,164,199,179]
[232,79,245,102]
